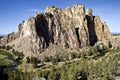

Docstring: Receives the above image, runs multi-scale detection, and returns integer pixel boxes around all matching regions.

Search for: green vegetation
[0,45,120,80]
[0,45,25,80]
[43,55,61,64]
[26,57,41,67]
[0,55,13,70]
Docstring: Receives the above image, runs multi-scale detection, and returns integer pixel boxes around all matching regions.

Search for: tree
[70,53,76,59]
[43,56,50,62]
[26,57,30,63]
[13,51,24,59]
[108,41,112,48]
[55,55,61,62]
[48,66,60,80]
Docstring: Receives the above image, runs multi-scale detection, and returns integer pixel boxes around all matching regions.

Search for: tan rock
[0,5,112,56]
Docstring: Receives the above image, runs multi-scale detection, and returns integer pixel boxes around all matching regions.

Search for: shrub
[0,46,5,49]
[70,52,77,59]
[55,55,61,62]
[12,50,24,59]
[6,45,12,50]
[43,56,50,62]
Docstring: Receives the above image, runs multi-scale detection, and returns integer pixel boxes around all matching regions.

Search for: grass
[0,49,15,60]
[0,49,9,55]
[16,59,35,72]
[0,49,15,67]
[0,54,13,66]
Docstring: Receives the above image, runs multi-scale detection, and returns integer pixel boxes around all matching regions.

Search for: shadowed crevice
[86,15,98,46]
[35,13,55,49]
[35,14,50,48]
[75,28,81,48]
[0,66,9,80]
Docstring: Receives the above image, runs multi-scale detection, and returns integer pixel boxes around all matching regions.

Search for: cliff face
[0,5,111,56]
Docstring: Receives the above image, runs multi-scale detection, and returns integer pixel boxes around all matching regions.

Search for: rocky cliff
[0,5,111,56]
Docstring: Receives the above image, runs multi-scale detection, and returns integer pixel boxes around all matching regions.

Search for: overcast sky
[0,0,120,34]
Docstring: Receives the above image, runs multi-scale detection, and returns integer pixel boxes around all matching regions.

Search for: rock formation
[0,5,112,56]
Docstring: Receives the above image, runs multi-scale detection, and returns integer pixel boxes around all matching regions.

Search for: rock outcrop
[0,5,112,56]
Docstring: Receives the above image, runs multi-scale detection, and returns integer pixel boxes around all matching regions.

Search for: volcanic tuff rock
[0,5,111,56]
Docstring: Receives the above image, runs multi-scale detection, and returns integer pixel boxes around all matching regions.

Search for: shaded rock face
[86,8,98,46]
[0,5,111,56]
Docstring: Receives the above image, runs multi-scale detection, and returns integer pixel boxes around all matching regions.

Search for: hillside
[0,43,120,80]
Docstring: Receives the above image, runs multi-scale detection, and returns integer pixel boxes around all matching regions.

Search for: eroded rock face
[0,5,112,56]
[0,32,19,46]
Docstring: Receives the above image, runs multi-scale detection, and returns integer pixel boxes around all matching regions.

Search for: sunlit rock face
[0,5,111,56]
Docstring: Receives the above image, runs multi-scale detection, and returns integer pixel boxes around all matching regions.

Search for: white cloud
[25,9,44,12]
[26,9,39,12]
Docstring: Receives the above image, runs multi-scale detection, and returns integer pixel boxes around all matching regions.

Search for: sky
[0,0,120,35]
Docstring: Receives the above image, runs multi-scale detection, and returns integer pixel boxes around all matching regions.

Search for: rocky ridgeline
[0,5,111,56]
